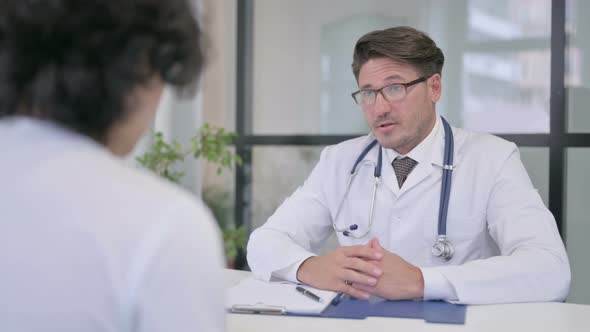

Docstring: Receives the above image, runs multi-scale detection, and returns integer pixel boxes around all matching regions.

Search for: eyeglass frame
[351,75,432,106]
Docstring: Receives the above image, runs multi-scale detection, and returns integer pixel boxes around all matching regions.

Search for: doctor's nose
[373,92,392,116]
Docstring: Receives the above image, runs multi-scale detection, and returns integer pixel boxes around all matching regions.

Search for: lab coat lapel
[381,146,401,195]
[397,158,436,196]
[361,118,460,197]
[363,144,400,195]
[398,123,447,196]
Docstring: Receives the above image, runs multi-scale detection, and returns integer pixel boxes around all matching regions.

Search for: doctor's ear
[427,73,442,103]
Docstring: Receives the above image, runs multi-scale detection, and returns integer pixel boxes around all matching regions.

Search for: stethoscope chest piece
[432,235,454,261]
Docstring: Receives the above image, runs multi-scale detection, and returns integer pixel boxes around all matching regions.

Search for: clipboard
[226,277,467,324]
[323,296,467,324]
[226,277,338,315]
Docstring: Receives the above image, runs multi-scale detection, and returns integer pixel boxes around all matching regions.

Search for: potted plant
[136,124,246,267]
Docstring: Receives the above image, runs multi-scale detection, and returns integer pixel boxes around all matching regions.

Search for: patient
[0,1,224,331]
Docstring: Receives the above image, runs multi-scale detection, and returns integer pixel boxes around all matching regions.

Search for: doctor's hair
[0,0,206,143]
[351,26,445,81]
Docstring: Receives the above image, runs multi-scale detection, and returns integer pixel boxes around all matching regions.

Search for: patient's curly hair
[0,0,205,142]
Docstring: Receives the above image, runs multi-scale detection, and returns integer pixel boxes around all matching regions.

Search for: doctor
[247,26,571,304]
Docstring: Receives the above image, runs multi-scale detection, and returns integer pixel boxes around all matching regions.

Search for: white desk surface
[225,269,590,332]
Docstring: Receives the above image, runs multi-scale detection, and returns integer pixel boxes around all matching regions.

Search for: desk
[225,269,590,332]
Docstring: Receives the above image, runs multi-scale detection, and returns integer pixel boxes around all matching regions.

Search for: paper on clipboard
[226,277,339,314]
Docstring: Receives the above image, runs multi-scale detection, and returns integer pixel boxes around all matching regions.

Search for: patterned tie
[392,157,418,188]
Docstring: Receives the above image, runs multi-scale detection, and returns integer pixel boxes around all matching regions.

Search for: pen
[295,286,323,303]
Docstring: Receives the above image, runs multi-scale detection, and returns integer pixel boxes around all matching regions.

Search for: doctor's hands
[296,245,384,300]
[350,238,425,300]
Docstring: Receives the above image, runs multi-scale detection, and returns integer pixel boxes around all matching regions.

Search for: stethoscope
[332,116,455,262]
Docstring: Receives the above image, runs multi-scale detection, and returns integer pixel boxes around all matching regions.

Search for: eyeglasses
[351,76,429,106]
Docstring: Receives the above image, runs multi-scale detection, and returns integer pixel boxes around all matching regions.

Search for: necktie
[392,157,418,188]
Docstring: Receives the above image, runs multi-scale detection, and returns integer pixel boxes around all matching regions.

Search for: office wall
[566,150,590,304]
[251,0,427,135]
[250,0,552,136]
[564,0,590,305]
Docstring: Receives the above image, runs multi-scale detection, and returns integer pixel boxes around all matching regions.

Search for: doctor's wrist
[296,256,316,284]
[412,266,425,299]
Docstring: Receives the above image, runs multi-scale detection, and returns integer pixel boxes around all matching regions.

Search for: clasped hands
[296,238,424,300]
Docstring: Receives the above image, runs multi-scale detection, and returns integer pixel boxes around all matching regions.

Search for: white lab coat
[247,117,570,304]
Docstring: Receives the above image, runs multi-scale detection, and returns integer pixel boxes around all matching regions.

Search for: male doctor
[247,26,570,304]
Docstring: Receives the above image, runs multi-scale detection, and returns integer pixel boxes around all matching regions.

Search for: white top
[247,116,570,304]
[0,117,225,332]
